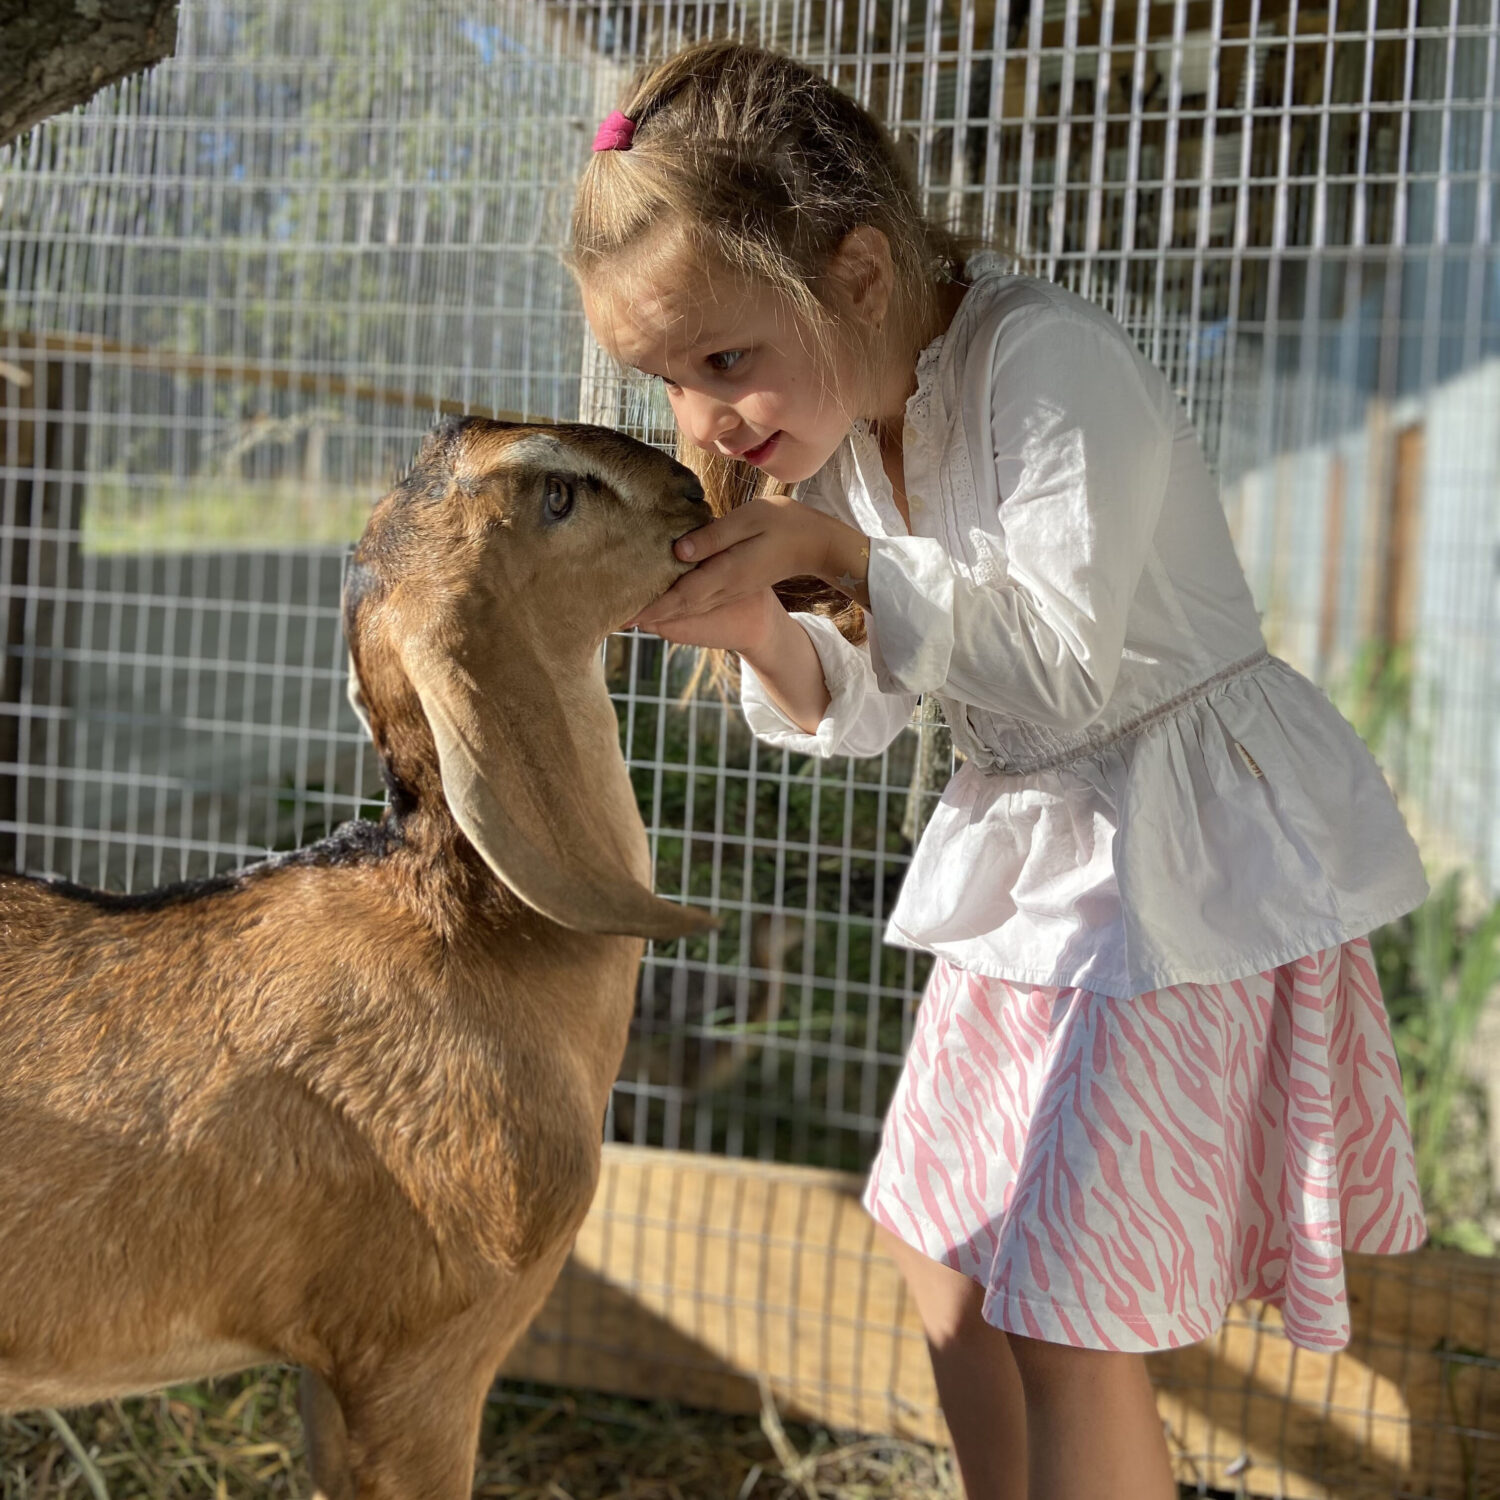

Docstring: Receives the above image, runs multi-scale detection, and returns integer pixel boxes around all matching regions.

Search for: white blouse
[741,257,1428,999]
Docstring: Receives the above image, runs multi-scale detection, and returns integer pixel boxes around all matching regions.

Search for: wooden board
[3,329,531,424]
[503,1145,1500,1500]
[0,333,87,872]
[1385,422,1425,650]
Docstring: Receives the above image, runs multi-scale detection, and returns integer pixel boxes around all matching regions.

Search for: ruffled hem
[863,945,1429,1353]
[885,888,1428,1000]
[886,655,1429,1000]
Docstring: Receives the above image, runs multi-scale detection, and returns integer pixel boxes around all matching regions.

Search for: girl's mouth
[742,431,781,466]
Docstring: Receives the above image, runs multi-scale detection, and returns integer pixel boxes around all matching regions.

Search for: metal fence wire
[2,0,1498,1181]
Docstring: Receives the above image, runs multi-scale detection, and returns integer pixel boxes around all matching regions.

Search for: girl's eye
[544,476,574,521]
[706,349,744,374]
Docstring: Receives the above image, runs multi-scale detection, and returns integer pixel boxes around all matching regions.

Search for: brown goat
[0,416,716,1498]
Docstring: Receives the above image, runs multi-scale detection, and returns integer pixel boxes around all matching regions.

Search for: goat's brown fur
[0,416,715,1497]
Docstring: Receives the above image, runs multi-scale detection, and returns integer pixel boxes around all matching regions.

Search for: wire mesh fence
[6,0,1494,1173]
[2,3,1499,1491]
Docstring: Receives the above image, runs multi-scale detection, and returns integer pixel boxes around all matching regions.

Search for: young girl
[571,40,1428,1500]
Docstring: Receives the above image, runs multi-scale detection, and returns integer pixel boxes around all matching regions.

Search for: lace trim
[977,649,1272,776]
[903,330,947,427]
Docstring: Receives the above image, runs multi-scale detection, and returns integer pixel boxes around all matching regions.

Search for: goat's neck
[372,803,501,935]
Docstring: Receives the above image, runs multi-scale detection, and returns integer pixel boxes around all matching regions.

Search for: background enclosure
[3,4,1500,1493]
[4,0,1496,1173]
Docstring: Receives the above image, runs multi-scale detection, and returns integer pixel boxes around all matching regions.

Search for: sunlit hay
[1,1372,962,1500]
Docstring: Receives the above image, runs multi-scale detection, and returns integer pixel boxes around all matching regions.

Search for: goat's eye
[544,476,574,521]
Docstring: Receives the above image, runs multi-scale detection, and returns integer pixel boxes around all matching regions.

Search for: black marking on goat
[342,557,384,618]
[275,817,404,870]
[433,413,488,446]
[18,819,403,913]
[380,759,419,821]
[393,414,524,497]
[25,866,250,912]
[389,459,449,507]
[443,414,521,441]
[391,434,452,499]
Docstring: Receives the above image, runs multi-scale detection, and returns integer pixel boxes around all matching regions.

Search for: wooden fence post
[0,332,87,873]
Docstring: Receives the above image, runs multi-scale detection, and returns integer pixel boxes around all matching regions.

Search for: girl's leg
[1007,1335,1177,1500]
[878,1228,1027,1500]
[881,1226,1177,1500]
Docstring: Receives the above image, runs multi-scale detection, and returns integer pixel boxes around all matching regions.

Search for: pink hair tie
[592,110,636,152]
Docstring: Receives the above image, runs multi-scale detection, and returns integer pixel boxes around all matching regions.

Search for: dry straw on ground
[0,1370,963,1500]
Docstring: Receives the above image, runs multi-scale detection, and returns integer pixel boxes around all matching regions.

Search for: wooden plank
[0,352,37,869]
[0,336,87,873]
[1357,400,1394,647]
[0,330,536,425]
[507,1146,940,1440]
[1316,452,1347,678]
[1262,451,1296,653]
[1385,422,1425,651]
[504,1146,1500,1500]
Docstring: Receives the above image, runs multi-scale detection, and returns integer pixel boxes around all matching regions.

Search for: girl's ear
[828,225,895,329]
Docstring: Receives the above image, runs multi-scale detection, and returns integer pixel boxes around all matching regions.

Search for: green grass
[1335,642,1500,1251]
[83,478,373,553]
[1373,872,1500,1252]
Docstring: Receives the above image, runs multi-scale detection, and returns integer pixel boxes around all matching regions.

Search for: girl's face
[581,252,866,487]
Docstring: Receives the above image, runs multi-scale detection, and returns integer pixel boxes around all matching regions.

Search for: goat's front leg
[324,1349,493,1500]
[300,1367,355,1500]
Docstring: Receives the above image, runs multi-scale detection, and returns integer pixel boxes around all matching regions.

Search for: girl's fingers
[636,589,778,653]
[638,579,722,626]
[649,616,720,646]
[641,548,755,624]
[673,496,787,562]
[673,513,740,563]
[641,506,819,627]
[636,573,711,621]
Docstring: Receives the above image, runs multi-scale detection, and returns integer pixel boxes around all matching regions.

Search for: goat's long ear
[402,627,716,940]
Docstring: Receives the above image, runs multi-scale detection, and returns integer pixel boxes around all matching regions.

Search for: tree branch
[0,0,180,149]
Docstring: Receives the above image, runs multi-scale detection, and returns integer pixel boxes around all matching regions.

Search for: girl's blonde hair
[568,39,966,669]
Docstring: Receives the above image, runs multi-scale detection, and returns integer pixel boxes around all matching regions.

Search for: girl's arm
[740,606,919,759]
[629,580,830,722]
[723,596,834,735]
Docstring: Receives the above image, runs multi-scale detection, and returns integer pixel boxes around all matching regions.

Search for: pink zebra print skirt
[863,939,1426,1352]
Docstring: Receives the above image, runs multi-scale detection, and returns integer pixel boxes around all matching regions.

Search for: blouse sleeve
[740,611,919,760]
[865,310,1173,732]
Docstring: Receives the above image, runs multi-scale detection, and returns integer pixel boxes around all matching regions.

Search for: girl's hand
[632,496,869,636]
[630,586,783,656]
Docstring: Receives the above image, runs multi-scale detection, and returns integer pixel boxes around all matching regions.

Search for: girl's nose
[680,391,740,450]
